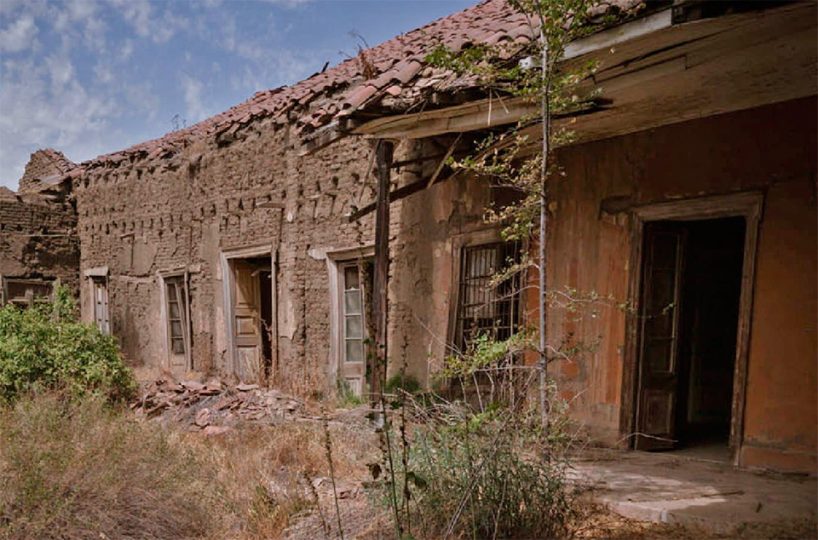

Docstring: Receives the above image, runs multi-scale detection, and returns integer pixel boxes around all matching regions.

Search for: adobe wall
[72,116,482,395]
[544,97,816,472]
[74,118,374,390]
[0,188,80,296]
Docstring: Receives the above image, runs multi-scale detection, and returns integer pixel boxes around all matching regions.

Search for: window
[455,242,521,352]
[341,264,366,363]
[0,277,53,308]
[91,277,109,335]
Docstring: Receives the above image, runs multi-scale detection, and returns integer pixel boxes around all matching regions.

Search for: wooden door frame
[157,268,192,371]
[220,244,277,380]
[620,191,763,466]
[325,245,375,395]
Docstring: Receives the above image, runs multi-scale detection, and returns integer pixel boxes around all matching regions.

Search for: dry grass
[197,419,375,539]
[0,393,227,540]
[0,393,376,540]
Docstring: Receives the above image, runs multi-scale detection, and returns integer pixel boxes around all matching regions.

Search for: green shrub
[0,287,136,403]
[0,393,228,540]
[406,409,574,538]
[375,393,576,539]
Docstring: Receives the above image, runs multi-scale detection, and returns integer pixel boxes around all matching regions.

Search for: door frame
[220,244,277,380]
[620,191,763,466]
[157,268,192,371]
[325,245,375,395]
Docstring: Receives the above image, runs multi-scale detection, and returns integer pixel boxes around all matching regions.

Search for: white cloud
[119,39,134,61]
[181,74,208,123]
[0,15,38,53]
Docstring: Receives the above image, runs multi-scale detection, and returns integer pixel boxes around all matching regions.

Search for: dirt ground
[134,382,815,539]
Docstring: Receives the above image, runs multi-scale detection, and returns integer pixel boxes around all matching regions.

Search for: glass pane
[344,266,360,290]
[345,340,363,363]
[344,290,362,314]
[168,299,180,319]
[345,315,362,339]
[171,320,183,339]
[171,338,185,354]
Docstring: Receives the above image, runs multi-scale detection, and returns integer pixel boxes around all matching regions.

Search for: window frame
[325,245,375,396]
[454,241,522,353]
[447,229,525,356]
[0,275,55,308]
[90,276,110,335]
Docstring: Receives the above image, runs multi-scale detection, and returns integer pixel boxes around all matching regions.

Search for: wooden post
[371,140,393,403]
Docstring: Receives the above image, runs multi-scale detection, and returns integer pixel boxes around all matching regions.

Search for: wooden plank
[371,140,393,402]
[352,3,814,143]
[347,171,457,223]
[354,96,538,140]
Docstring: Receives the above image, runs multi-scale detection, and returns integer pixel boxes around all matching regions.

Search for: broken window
[164,275,190,359]
[91,276,110,335]
[0,277,54,308]
[455,242,521,352]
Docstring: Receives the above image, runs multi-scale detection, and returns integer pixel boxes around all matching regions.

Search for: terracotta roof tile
[78,0,646,169]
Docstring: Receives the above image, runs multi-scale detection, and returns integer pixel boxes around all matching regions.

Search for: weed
[0,393,226,540]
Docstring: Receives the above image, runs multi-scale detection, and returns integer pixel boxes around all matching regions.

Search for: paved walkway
[571,448,817,534]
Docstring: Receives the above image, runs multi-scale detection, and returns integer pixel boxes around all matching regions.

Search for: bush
[0,287,136,403]
[407,408,574,538]
[0,393,228,540]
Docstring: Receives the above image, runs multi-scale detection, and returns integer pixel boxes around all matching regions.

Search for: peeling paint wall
[541,97,816,472]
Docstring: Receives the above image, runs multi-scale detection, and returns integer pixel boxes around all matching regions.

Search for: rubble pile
[132,379,306,432]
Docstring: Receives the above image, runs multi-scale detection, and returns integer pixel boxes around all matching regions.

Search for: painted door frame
[620,191,763,466]
[220,244,277,380]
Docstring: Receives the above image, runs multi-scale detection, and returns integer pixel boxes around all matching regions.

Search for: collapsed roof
[71,0,649,175]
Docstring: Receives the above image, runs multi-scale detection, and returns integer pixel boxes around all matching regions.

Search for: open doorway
[634,216,745,461]
[226,253,275,383]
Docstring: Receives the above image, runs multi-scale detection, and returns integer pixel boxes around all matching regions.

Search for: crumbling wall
[73,115,403,392]
[0,152,79,298]
[18,149,75,193]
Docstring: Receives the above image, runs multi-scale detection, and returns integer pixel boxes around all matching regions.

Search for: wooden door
[635,224,687,450]
[233,261,262,382]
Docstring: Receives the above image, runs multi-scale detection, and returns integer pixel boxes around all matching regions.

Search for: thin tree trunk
[538,31,551,429]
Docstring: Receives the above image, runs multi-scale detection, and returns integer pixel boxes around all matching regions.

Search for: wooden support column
[371,140,393,403]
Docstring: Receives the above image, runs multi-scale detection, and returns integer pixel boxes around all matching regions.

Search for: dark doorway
[635,217,745,460]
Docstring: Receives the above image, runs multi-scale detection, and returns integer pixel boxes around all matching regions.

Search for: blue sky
[0,0,473,188]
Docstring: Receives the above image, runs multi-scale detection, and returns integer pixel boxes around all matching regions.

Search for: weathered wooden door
[635,224,687,450]
[233,261,262,382]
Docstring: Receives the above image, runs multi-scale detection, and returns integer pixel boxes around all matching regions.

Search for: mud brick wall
[72,111,497,396]
[0,189,80,296]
